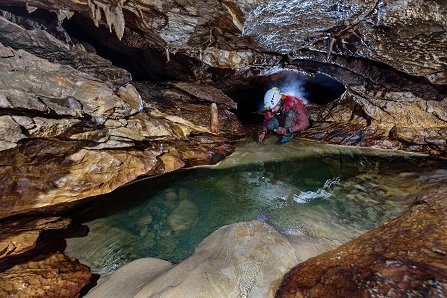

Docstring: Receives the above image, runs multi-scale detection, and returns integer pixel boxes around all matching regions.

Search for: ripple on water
[65,154,447,272]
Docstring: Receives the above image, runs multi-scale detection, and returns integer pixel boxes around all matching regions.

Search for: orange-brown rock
[0,141,160,219]
[0,252,92,297]
[276,186,447,298]
[0,41,244,219]
[0,217,70,261]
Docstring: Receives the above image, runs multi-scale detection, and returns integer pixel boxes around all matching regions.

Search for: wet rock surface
[302,88,447,155]
[0,216,70,260]
[0,252,92,297]
[87,221,300,298]
[0,1,446,296]
[0,12,132,86]
[0,40,244,219]
[2,0,444,83]
[276,186,447,298]
[0,17,244,289]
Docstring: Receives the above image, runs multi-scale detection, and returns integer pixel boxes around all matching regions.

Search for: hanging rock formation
[0,0,445,153]
[0,37,243,219]
[0,0,446,296]
[0,10,244,292]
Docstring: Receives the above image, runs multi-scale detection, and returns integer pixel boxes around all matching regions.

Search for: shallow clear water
[65,152,447,273]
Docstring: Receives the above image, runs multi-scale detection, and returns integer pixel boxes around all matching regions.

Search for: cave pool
[65,140,447,273]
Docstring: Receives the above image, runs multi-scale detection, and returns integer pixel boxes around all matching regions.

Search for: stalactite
[25,3,37,13]
[210,103,219,133]
[86,0,126,40]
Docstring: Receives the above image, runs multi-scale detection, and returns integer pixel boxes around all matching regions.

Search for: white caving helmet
[263,87,281,110]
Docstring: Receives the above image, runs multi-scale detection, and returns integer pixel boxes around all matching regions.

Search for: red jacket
[262,95,309,133]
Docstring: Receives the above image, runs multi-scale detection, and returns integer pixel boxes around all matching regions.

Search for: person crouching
[258,87,309,145]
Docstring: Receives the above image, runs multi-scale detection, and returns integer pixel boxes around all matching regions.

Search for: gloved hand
[258,131,266,143]
[274,127,287,135]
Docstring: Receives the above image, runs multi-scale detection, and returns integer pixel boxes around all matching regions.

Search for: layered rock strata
[0,1,446,296]
[1,0,445,83]
[0,216,70,261]
[0,40,244,219]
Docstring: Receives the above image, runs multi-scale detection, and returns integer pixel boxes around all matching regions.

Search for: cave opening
[0,6,347,128]
[222,71,346,125]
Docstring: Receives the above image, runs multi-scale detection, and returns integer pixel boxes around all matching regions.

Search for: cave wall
[0,1,447,295]
[0,0,445,243]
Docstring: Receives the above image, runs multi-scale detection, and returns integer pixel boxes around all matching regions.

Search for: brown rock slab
[0,13,132,86]
[0,252,92,297]
[276,186,447,298]
[172,81,237,109]
[0,140,159,219]
[0,217,70,261]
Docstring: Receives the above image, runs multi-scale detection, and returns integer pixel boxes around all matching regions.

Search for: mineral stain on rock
[0,0,446,296]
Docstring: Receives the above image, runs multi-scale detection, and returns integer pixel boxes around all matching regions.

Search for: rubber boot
[277,133,293,145]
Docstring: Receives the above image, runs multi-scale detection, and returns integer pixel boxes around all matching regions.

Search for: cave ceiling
[1,0,445,84]
[1,1,447,294]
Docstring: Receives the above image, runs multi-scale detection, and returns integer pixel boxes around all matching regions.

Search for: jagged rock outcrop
[0,252,92,297]
[0,217,70,260]
[1,0,444,83]
[276,186,447,297]
[0,21,244,293]
[0,0,446,154]
[0,39,244,219]
[0,1,446,296]
[0,217,92,297]
[0,12,132,86]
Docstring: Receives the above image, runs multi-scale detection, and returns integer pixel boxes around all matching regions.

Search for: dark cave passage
[0,6,347,127]
[222,71,346,125]
[61,13,198,82]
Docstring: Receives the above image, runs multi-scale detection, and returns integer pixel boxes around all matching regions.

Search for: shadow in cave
[223,71,346,125]
[61,13,198,82]
[65,169,197,224]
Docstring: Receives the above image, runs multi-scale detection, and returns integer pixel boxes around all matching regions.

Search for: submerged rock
[90,221,299,298]
[85,258,173,298]
[167,200,199,234]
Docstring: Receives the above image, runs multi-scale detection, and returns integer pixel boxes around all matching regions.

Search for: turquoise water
[65,153,447,272]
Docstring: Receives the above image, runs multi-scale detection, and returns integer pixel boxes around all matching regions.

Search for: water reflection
[65,154,447,273]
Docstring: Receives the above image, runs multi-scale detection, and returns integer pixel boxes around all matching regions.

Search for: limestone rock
[0,143,159,219]
[0,42,244,219]
[0,43,134,120]
[0,252,92,298]
[276,186,447,298]
[159,150,185,173]
[243,0,447,84]
[0,115,25,150]
[167,200,198,234]
[135,82,245,138]
[171,81,237,109]
[2,0,445,155]
[0,217,70,260]
[301,87,447,155]
[85,258,173,298]
[12,116,81,139]
[117,84,143,114]
[0,13,132,86]
[65,219,141,272]
[134,221,298,298]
